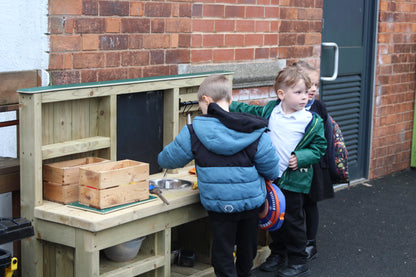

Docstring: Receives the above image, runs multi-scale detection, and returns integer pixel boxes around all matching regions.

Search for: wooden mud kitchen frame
[18,72,233,277]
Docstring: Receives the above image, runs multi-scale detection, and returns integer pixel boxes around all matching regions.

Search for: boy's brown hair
[273,65,312,93]
[198,74,232,102]
[293,60,318,74]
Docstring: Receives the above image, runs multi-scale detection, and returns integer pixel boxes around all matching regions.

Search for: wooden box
[43,157,109,204]
[79,159,149,189]
[43,157,109,185]
[79,181,149,209]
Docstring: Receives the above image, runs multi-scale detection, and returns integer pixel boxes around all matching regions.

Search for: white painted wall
[0,0,49,253]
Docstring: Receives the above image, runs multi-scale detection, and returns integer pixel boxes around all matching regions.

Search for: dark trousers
[269,189,308,265]
[209,208,259,277]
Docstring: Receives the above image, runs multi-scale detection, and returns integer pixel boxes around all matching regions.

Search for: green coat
[229,100,327,194]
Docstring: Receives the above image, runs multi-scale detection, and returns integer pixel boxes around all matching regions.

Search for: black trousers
[269,189,308,265]
[209,208,259,277]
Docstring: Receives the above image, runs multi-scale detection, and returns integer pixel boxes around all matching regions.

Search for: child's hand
[288,154,298,170]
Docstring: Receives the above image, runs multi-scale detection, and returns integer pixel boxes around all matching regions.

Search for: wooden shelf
[100,254,165,277]
[41,136,110,160]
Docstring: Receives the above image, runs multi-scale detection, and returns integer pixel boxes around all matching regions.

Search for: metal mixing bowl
[149,179,192,189]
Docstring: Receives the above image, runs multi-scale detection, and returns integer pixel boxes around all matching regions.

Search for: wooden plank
[42,102,55,145]
[0,70,39,105]
[75,229,100,277]
[41,136,111,160]
[53,101,72,143]
[164,88,180,147]
[43,157,109,185]
[43,182,79,204]
[79,180,149,209]
[72,99,91,140]
[100,255,165,277]
[55,244,75,277]
[0,157,19,174]
[0,172,20,193]
[36,220,76,248]
[79,160,149,189]
[19,93,44,276]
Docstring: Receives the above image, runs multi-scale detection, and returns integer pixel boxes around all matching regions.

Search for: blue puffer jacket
[158,103,280,213]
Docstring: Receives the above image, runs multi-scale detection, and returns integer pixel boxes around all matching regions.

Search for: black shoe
[305,240,317,261]
[278,264,310,277]
[259,254,286,272]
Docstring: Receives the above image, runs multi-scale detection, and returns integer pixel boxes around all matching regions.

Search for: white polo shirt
[268,103,312,177]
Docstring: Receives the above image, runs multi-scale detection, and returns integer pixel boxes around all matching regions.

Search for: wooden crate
[43,157,109,204]
[79,181,149,209]
[79,159,149,189]
[43,182,79,204]
[43,157,109,185]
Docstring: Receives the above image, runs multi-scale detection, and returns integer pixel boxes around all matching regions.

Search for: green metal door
[320,0,378,182]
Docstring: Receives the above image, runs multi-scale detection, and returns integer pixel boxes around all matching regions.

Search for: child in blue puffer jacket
[158,74,280,277]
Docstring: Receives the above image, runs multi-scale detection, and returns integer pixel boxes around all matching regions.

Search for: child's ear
[277,89,285,100]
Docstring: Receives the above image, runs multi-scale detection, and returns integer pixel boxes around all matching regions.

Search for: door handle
[320,42,339,81]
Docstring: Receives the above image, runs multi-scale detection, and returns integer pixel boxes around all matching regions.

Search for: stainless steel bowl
[149,179,192,189]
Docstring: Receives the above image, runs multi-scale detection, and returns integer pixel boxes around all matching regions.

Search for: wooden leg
[75,229,100,277]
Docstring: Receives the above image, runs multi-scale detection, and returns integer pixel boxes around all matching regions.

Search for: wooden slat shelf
[41,136,111,160]
[100,254,166,277]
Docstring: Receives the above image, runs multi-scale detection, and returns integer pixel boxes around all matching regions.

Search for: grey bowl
[149,179,193,189]
[103,236,146,262]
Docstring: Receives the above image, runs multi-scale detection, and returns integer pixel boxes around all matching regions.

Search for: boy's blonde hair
[292,60,318,74]
[273,65,312,92]
[198,74,232,102]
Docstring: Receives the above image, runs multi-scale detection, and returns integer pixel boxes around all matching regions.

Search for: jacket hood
[192,103,268,155]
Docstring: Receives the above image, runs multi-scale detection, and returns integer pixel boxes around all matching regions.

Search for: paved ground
[252,168,416,277]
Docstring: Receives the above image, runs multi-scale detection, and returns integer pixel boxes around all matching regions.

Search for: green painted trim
[411,89,416,167]
[17,71,234,94]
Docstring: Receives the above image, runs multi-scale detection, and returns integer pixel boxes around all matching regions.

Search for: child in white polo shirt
[230,65,327,277]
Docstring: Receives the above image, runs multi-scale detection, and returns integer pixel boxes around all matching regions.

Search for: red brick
[265,7,280,18]
[49,17,64,34]
[50,0,82,15]
[50,35,81,52]
[143,66,170,77]
[180,3,192,17]
[235,48,254,61]
[130,2,144,16]
[121,51,149,66]
[150,50,165,65]
[82,0,98,16]
[145,3,172,17]
[106,18,121,33]
[236,20,255,32]
[215,20,235,32]
[238,0,256,4]
[97,68,128,81]
[82,34,99,50]
[192,4,203,17]
[73,52,105,69]
[264,34,278,45]
[213,49,234,62]
[225,34,244,47]
[166,49,190,64]
[81,70,97,83]
[191,49,213,63]
[193,19,215,32]
[100,35,128,50]
[280,7,298,19]
[271,20,280,32]
[203,34,224,47]
[106,52,121,67]
[255,21,270,32]
[128,68,143,79]
[225,6,245,18]
[245,34,263,46]
[128,35,144,49]
[75,18,105,34]
[171,34,179,48]
[172,3,180,17]
[121,19,150,33]
[293,0,314,8]
[246,6,264,18]
[49,54,64,70]
[178,34,191,47]
[99,1,129,16]
[64,53,72,69]
[151,19,165,33]
[304,33,321,45]
[255,48,270,59]
[64,18,75,34]
[204,4,225,17]
[143,34,170,49]
[166,18,191,32]
[50,71,81,85]
[191,34,203,47]
[298,8,322,20]
[169,65,178,75]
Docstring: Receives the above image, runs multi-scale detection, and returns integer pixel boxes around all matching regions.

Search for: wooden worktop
[34,167,200,232]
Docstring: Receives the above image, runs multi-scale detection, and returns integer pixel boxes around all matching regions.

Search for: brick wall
[371,0,416,178]
[48,0,322,86]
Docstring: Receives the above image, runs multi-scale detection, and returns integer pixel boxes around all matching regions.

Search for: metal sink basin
[149,179,193,190]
